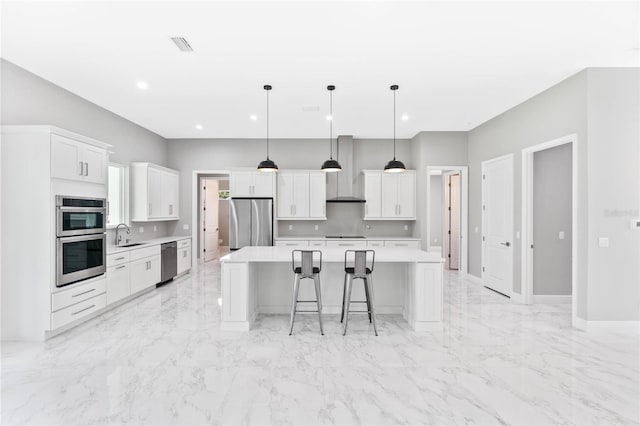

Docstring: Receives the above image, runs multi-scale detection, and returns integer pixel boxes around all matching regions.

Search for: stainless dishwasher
[161,241,177,282]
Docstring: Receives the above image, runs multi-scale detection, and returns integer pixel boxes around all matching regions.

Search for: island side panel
[409,262,444,331]
[221,261,253,331]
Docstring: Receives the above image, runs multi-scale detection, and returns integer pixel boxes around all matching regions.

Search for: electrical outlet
[475,227,479,233]
[558,231,565,240]
[153,225,157,232]
[183,224,189,230]
[598,237,609,248]
[366,225,371,230]
[289,225,293,231]
[404,225,408,231]
[139,226,144,233]
[516,231,520,239]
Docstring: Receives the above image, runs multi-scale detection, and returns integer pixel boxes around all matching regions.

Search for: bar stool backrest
[291,250,322,276]
[344,250,375,277]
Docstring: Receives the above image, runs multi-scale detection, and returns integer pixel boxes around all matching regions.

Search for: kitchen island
[220,246,444,332]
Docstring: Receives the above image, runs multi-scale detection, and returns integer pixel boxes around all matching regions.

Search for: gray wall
[165,137,413,238]
[0,59,170,241]
[218,180,230,246]
[533,143,572,296]
[429,175,443,246]
[468,70,588,317]
[411,132,468,251]
[585,68,640,321]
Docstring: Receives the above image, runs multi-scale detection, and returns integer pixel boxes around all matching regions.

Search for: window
[107,163,129,227]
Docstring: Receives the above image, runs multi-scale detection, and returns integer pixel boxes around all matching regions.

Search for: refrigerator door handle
[252,200,260,246]
[230,200,239,249]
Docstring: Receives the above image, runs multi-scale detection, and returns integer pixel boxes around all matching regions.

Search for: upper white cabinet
[362,170,416,220]
[131,163,180,221]
[230,171,274,197]
[51,134,108,184]
[277,171,326,220]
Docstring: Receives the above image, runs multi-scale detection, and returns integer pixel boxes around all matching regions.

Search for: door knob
[500,242,511,247]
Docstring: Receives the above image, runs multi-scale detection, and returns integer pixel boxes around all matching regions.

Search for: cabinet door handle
[84,162,89,176]
[365,205,368,215]
[78,161,83,176]
[72,288,96,298]
[72,305,95,316]
[115,265,126,270]
[149,204,152,216]
[169,204,173,215]
[398,205,401,215]
[115,256,125,261]
[183,251,187,258]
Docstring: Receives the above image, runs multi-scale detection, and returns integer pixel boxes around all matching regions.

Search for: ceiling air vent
[170,37,194,52]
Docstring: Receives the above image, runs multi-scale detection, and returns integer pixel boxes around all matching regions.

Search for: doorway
[192,171,230,263]
[481,154,514,298]
[426,166,468,274]
[522,134,577,319]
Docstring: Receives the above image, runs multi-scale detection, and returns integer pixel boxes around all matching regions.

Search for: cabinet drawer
[177,239,191,249]
[384,240,421,249]
[107,251,130,266]
[326,240,367,248]
[275,240,309,247]
[177,247,192,275]
[129,245,161,261]
[367,240,385,248]
[51,277,106,312]
[51,293,107,329]
[107,263,130,305]
[308,240,326,247]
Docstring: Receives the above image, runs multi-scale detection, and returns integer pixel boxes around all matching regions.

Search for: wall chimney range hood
[326,135,366,203]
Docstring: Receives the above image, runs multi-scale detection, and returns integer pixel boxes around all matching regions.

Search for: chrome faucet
[115,223,131,246]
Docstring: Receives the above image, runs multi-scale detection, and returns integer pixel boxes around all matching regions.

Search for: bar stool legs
[366,273,378,336]
[288,274,301,335]
[342,275,353,336]
[314,275,324,335]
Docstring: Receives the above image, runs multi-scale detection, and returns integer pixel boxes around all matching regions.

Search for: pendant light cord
[266,88,270,160]
[393,87,397,160]
[329,89,333,159]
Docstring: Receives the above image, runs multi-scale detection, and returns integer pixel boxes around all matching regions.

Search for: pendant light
[383,84,406,173]
[321,85,342,172]
[257,84,278,172]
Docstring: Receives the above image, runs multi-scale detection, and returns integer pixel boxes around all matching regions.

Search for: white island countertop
[221,246,443,263]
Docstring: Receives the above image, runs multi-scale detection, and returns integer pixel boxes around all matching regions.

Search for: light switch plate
[516,231,520,239]
[314,225,319,231]
[558,231,565,240]
[289,225,293,230]
[153,225,157,232]
[404,225,408,231]
[183,224,189,230]
[139,226,144,233]
[598,237,609,248]
[475,227,479,233]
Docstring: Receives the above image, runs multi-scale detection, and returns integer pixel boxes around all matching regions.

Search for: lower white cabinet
[366,240,385,248]
[309,240,326,247]
[177,243,192,275]
[130,255,161,294]
[107,263,130,304]
[326,240,368,248]
[51,277,106,312]
[51,293,107,330]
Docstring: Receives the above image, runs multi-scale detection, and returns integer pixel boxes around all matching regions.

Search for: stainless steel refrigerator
[229,198,273,250]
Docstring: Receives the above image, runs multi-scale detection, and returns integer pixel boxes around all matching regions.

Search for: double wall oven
[56,196,107,287]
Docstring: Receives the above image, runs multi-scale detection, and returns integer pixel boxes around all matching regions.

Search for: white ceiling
[2,1,638,139]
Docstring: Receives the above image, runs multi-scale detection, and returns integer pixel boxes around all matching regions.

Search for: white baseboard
[465,274,483,285]
[573,316,639,334]
[510,291,524,303]
[532,295,572,304]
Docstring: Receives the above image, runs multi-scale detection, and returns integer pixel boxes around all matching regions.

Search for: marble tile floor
[1,258,639,426]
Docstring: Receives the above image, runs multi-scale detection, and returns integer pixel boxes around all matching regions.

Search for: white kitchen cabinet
[177,242,192,275]
[51,134,108,184]
[130,254,161,294]
[107,263,130,304]
[326,240,368,248]
[277,171,326,220]
[230,171,274,197]
[363,172,382,219]
[131,163,180,221]
[275,240,309,247]
[363,170,416,220]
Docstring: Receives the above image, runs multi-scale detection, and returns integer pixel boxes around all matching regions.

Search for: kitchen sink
[119,242,144,247]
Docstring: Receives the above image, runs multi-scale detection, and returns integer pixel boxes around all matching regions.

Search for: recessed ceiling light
[250,114,257,121]
[195,124,203,130]
[136,81,149,91]
[326,115,333,121]
[401,114,409,121]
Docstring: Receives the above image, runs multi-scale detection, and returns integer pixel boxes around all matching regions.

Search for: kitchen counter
[107,235,191,254]
[220,246,444,332]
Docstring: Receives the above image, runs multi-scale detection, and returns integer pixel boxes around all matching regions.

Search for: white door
[230,171,253,197]
[83,146,107,184]
[293,173,310,217]
[147,167,164,219]
[396,173,415,218]
[381,174,398,217]
[364,172,382,218]
[309,173,326,218]
[203,179,219,262]
[277,172,294,218]
[482,155,514,297]
[51,135,83,181]
[444,173,461,270]
[252,172,274,197]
